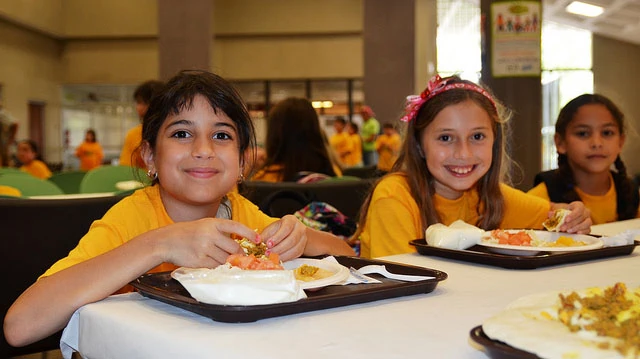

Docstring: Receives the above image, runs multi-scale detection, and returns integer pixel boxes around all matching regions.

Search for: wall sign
[491,1,542,77]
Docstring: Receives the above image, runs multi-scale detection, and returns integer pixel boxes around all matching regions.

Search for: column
[158,0,213,81]
[363,0,416,125]
[480,0,543,191]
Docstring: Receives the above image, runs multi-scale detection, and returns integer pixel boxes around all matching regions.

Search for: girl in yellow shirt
[354,75,592,258]
[5,70,355,348]
[375,123,401,172]
[17,140,52,179]
[252,97,342,182]
[527,94,639,224]
[75,129,104,171]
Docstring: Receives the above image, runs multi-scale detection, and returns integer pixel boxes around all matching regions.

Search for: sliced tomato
[225,253,283,270]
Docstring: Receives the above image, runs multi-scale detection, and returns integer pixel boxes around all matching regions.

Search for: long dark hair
[262,97,337,181]
[142,70,256,185]
[554,93,636,219]
[353,75,511,239]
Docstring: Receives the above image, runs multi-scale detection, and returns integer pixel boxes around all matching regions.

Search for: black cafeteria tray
[470,325,539,359]
[130,256,447,323]
[410,239,639,270]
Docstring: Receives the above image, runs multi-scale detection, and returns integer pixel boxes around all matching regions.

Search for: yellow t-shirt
[375,133,401,171]
[527,180,640,224]
[20,160,52,179]
[344,134,363,167]
[119,124,145,168]
[75,141,104,171]
[0,185,21,197]
[41,185,278,278]
[359,173,551,258]
[329,132,353,164]
[252,163,343,182]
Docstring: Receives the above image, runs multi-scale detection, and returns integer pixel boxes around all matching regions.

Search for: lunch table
[60,220,640,359]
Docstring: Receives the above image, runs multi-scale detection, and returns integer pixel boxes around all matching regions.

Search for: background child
[75,128,104,171]
[528,94,639,224]
[353,75,591,258]
[329,116,353,166]
[119,79,164,168]
[4,70,354,348]
[375,123,401,173]
[17,139,52,179]
[252,97,342,182]
[344,122,363,167]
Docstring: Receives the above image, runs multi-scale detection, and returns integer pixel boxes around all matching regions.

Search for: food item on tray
[171,264,307,305]
[425,220,484,250]
[482,230,588,248]
[226,253,283,270]
[235,236,268,258]
[485,229,533,246]
[482,282,640,359]
[293,264,334,282]
[543,208,571,232]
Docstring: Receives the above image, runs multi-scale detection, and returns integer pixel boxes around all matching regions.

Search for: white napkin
[425,220,484,250]
[600,229,640,247]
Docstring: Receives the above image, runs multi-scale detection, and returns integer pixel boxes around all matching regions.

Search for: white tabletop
[60,220,640,359]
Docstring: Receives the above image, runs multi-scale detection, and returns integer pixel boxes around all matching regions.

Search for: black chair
[0,194,125,358]
[342,165,383,179]
[240,179,375,220]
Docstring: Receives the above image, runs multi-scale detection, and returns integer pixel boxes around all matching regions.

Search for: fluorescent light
[312,100,334,109]
[565,1,604,17]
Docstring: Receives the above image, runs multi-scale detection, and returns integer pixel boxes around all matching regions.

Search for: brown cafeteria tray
[410,239,639,270]
[130,256,448,323]
[470,325,539,359]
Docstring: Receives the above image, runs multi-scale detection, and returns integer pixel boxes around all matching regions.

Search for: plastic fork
[357,265,434,282]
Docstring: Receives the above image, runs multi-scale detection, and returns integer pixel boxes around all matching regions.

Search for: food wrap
[425,220,484,250]
[171,264,307,306]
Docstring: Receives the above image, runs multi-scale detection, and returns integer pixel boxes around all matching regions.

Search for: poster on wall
[491,1,541,77]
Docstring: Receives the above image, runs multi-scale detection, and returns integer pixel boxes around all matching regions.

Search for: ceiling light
[322,101,334,108]
[565,1,604,17]
[311,101,323,109]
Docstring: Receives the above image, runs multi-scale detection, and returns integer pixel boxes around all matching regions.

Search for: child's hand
[551,201,592,234]
[156,218,258,268]
[259,215,307,262]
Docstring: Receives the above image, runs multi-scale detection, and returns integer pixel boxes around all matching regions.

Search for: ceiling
[543,0,640,45]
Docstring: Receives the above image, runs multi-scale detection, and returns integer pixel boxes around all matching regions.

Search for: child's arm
[550,201,592,234]
[303,227,356,257]
[3,218,258,347]
[260,215,355,260]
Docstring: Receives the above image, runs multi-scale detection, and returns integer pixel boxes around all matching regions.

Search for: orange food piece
[226,253,283,270]
[491,230,533,246]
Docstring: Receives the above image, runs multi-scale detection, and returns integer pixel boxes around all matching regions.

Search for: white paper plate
[282,258,350,290]
[478,230,603,256]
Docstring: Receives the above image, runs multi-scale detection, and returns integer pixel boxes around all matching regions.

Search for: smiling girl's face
[420,100,495,200]
[145,94,241,213]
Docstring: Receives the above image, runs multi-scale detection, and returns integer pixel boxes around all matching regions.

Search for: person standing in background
[344,122,363,167]
[75,129,104,171]
[17,140,52,179]
[360,105,380,166]
[119,80,164,168]
[329,116,353,166]
[375,123,401,173]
